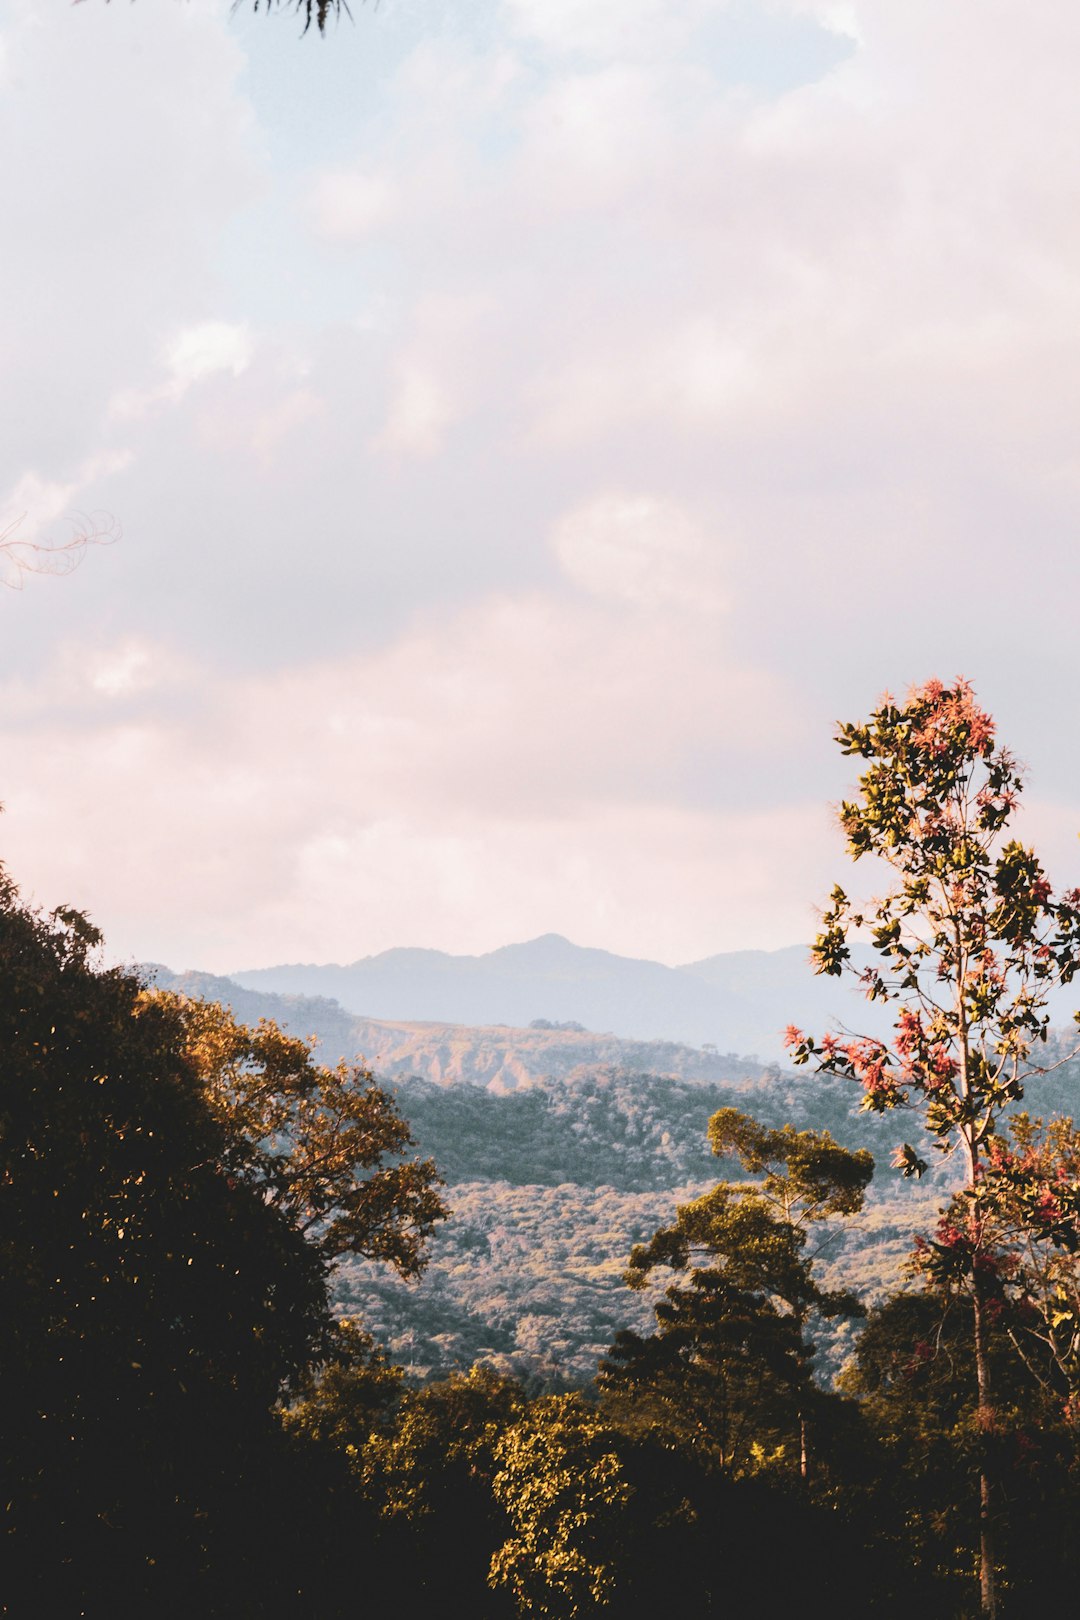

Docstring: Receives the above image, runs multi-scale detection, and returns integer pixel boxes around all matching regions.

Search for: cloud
[0,645,816,970]
[310,169,397,241]
[372,360,456,457]
[552,493,729,612]
[504,0,713,62]
[166,322,254,388]
[4,0,1080,975]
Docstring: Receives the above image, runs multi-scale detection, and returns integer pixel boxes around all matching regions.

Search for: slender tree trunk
[955,942,999,1620]
[971,1249,998,1618]
[967,1139,998,1620]
[794,1304,809,1485]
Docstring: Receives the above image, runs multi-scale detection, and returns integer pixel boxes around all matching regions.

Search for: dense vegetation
[7,682,1080,1616]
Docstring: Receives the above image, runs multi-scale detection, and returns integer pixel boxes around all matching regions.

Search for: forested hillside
[150,965,1080,1391]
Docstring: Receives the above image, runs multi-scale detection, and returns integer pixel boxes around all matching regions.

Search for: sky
[1,0,1079,974]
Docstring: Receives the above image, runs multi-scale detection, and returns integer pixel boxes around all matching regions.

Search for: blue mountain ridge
[226,935,891,1060]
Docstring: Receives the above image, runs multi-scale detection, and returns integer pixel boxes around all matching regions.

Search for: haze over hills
[144,966,769,1092]
[229,934,898,1061]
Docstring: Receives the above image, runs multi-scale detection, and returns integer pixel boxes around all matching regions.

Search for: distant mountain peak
[226,932,1080,1060]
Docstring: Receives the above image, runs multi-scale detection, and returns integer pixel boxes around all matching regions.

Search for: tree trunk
[964,1113,997,1619]
[957,977,998,1620]
[971,1266,998,1619]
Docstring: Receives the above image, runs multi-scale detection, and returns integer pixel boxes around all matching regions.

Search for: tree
[150,990,446,1275]
[489,1395,632,1620]
[0,865,444,1612]
[490,1388,881,1619]
[846,1281,1080,1611]
[786,678,1080,1616]
[919,1109,1080,1407]
[598,1108,872,1482]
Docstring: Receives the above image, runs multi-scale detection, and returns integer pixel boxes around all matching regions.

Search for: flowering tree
[786,679,1080,1618]
[956,1112,1080,1400]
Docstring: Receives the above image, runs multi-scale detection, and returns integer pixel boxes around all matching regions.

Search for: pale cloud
[504,0,715,62]
[112,323,256,423]
[1,451,133,551]
[4,0,1080,977]
[0,597,810,968]
[552,494,729,613]
[311,170,397,241]
[166,321,254,387]
[372,361,455,458]
[89,640,158,699]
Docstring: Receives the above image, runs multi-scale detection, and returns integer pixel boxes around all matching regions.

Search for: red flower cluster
[910,677,995,757]
[844,1038,905,1107]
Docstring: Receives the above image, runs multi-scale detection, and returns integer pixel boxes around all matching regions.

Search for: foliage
[489,1395,632,1620]
[598,1110,871,1479]
[598,1271,809,1473]
[331,1070,950,1390]
[152,991,447,1272]
[286,1356,524,1617]
[846,1288,1080,1613]
[282,1318,405,1454]
[785,678,1080,1614]
[97,0,352,33]
[0,869,440,1613]
[489,1393,890,1620]
[334,1177,699,1388]
[787,679,1080,1174]
[909,1111,1080,1405]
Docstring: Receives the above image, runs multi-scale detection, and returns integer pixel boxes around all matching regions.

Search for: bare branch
[0,512,120,591]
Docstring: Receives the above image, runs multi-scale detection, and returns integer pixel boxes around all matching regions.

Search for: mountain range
[226,934,894,1061]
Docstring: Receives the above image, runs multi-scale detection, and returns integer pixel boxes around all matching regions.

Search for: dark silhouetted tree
[0,866,443,1614]
[599,1108,871,1482]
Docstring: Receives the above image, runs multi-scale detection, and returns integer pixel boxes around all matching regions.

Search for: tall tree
[150,990,446,1275]
[786,678,1080,1616]
[599,1108,871,1482]
[0,866,444,1612]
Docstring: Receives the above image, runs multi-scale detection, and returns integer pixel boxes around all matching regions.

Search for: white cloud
[504,0,715,62]
[311,170,397,241]
[373,361,455,457]
[89,640,157,698]
[552,493,729,612]
[166,321,254,388]
[1,450,132,571]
